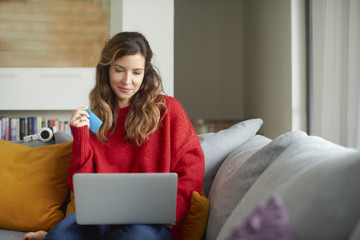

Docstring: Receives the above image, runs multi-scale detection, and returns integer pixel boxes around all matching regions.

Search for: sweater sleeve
[167,97,205,224]
[173,137,204,223]
[68,125,95,191]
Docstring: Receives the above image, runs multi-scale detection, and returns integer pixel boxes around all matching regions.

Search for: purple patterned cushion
[227,196,297,240]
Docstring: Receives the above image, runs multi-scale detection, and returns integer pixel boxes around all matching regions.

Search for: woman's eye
[115,69,123,73]
[134,71,142,75]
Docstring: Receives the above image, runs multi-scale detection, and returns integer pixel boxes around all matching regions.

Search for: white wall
[118,0,174,96]
[175,0,306,138]
[0,68,94,110]
[291,0,307,133]
[243,0,306,139]
[174,0,244,121]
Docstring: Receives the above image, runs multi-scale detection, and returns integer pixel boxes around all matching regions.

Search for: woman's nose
[122,72,131,84]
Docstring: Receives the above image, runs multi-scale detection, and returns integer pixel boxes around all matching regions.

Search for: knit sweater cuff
[70,125,90,144]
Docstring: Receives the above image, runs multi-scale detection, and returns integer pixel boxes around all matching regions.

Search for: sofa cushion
[226,196,297,240]
[217,132,357,240]
[182,189,210,240]
[277,149,360,240]
[10,137,55,147]
[54,130,73,144]
[206,135,271,240]
[0,140,72,232]
[0,229,26,240]
[199,118,263,196]
[349,218,360,240]
[65,192,76,217]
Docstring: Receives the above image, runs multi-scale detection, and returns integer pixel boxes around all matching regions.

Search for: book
[33,117,37,134]
[37,116,41,132]
[24,118,28,137]
[15,118,20,141]
[20,118,26,140]
[64,121,69,134]
[4,117,9,140]
[1,117,4,140]
[48,118,58,129]
[8,118,11,140]
[41,117,46,129]
[1,117,6,140]
[28,117,34,136]
[10,118,17,141]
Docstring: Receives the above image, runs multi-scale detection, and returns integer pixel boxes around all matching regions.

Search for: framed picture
[0,0,110,67]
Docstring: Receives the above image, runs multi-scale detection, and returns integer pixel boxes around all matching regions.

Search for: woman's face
[109,53,146,108]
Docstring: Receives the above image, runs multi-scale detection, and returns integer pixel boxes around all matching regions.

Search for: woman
[24,32,204,240]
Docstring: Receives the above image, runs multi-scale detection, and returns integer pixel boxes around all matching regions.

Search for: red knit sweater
[68,95,205,239]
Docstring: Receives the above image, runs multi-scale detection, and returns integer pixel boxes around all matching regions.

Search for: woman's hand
[164,218,176,229]
[24,230,48,240]
[70,107,90,128]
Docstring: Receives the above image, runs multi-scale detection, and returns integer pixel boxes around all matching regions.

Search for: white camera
[23,127,55,143]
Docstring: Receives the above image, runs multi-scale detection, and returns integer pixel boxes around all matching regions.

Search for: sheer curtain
[312,0,360,148]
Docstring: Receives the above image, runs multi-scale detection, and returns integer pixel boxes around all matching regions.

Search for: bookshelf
[0,112,72,141]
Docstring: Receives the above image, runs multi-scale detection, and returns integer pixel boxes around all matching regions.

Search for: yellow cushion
[182,189,210,240]
[0,140,72,232]
[65,191,76,217]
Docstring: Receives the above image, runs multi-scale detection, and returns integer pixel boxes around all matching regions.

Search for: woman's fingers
[70,107,90,128]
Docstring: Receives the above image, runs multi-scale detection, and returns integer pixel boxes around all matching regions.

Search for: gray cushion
[224,196,297,240]
[207,131,307,240]
[217,132,357,240]
[349,218,360,240]
[11,139,55,147]
[0,229,26,240]
[54,131,73,144]
[206,135,271,240]
[199,118,263,196]
[277,150,360,240]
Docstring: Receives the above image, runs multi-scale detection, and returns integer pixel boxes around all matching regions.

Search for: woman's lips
[119,87,131,93]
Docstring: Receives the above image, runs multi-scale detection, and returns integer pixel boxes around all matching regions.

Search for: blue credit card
[85,108,103,133]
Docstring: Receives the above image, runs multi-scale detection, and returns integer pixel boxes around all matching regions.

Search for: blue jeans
[45,213,172,240]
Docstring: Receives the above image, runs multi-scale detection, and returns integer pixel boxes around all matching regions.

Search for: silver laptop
[73,173,178,225]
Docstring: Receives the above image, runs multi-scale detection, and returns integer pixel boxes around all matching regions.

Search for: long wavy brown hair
[89,32,167,145]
